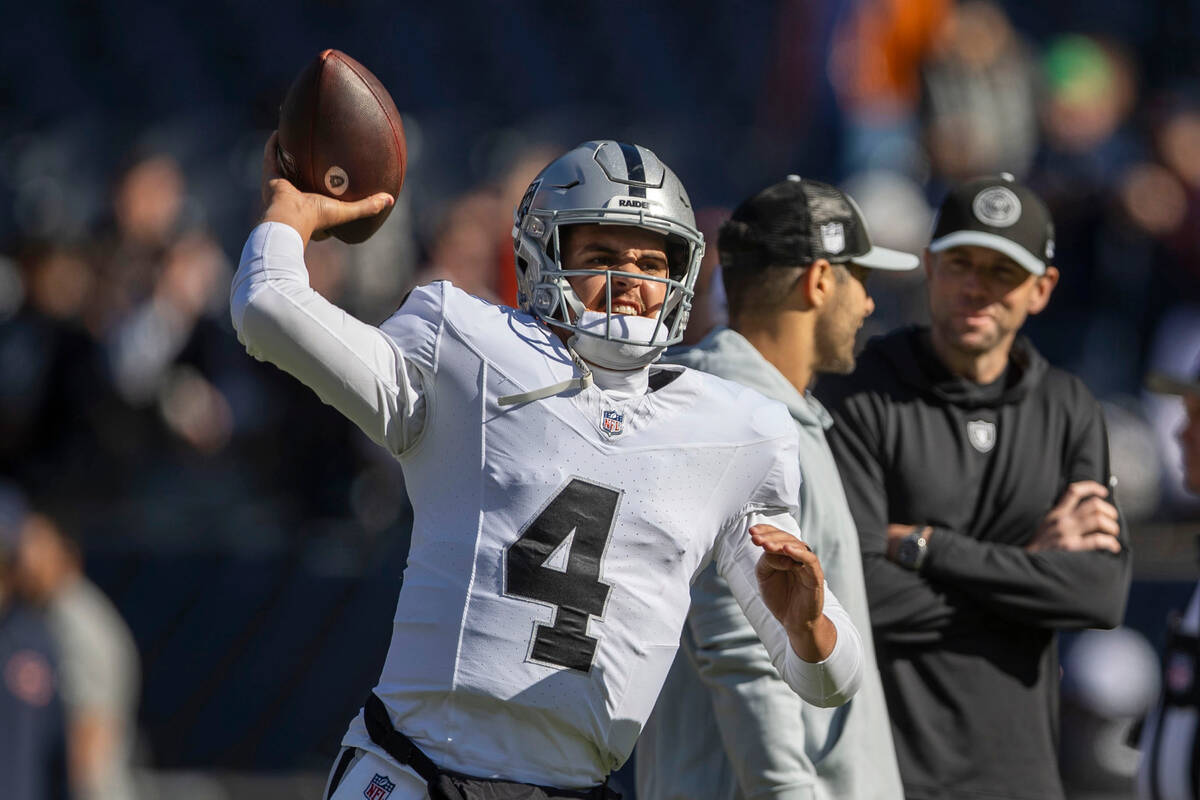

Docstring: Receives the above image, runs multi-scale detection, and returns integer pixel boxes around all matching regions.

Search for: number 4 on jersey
[504,479,619,672]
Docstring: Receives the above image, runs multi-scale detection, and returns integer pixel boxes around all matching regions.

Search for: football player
[232,136,863,800]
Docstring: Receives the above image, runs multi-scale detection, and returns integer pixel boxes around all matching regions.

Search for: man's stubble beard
[814,305,858,375]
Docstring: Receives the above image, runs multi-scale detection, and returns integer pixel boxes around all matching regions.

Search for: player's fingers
[759,552,800,572]
[1084,513,1121,538]
[758,551,822,584]
[751,531,811,558]
[761,547,822,579]
[749,524,806,545]
[1080,533,1122,554]
[749,527,806,546]
[1057,480,1108,510]
[1078,496,1120,521]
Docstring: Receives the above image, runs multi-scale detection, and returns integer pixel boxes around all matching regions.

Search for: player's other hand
[259,131,393,247]
[750,524,836,662]
[1027,480,1122,554]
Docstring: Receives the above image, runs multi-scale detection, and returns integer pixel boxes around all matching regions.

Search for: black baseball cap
[719,176,919,272]
[929,174,1056,275]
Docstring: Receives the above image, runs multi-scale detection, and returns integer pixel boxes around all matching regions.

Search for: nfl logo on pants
[364,774,396,800]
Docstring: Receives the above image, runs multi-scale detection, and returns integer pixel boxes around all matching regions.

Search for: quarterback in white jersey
[232,137,863,800]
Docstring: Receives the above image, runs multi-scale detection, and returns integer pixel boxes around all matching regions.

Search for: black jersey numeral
[503,479,619,672]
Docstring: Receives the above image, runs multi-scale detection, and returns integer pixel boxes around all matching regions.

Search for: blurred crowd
[2,0,1200,795]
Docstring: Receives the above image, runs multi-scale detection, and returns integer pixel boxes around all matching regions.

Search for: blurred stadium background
[3,1,1200,797]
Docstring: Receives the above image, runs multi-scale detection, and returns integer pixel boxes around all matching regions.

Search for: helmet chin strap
[498,345,594,407]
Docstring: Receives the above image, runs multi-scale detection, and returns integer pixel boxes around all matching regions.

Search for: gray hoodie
[637,327,902,800]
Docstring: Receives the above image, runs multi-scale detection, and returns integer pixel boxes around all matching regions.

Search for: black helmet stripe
[618,143,647,198]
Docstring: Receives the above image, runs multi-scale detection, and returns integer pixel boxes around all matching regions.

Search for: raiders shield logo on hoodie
[967,419,996,453]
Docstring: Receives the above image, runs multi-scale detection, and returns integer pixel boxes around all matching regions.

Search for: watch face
[898,534,926,569]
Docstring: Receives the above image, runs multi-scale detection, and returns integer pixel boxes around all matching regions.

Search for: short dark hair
[722,263,805,321]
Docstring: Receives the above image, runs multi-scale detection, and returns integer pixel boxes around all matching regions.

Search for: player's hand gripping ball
[277,49,406,244]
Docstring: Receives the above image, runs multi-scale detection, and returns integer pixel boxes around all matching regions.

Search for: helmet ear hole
[665,236,691,280]
[547,224,575,262]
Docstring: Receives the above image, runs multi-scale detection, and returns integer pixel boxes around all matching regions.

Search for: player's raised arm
[714,512,863,708]
[230,133,426,456]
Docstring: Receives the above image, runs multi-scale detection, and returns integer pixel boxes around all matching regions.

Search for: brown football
[276,49,406,244]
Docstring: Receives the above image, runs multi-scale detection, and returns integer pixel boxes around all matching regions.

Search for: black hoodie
[815,327,1132,800]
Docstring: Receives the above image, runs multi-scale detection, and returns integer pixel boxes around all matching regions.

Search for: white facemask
[568,310,671,370]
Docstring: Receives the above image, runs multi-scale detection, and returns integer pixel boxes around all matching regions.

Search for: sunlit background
[2,1,1199,798]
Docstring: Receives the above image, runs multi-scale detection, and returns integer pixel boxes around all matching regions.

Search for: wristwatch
[896,526,931,571]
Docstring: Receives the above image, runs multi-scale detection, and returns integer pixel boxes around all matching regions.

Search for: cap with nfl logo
[929,173,1056,275]
[718,175,920,272]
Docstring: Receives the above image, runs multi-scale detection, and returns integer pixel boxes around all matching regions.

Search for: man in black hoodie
[815,175,1132,800]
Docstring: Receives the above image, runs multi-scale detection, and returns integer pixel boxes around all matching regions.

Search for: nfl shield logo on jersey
[364,774,396,800]
[967,419,996,453]
[601,409,624,437]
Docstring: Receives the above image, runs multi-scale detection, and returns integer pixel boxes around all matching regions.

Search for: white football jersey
[232,223,862,790]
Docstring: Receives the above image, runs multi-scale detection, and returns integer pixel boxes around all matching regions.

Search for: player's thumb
[337,193,395,223]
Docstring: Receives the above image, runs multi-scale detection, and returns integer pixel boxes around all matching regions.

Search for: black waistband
[362,692,618,800]
[364,692,442,783]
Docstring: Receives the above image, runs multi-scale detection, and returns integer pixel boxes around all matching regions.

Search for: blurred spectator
[1029,35,1160,395]
[1101,399,1166,524]
[840,169,933,337]
[1138,367,1200,798]
[0,241,111,524]
[411,188,505,301]
[1059,627,1160,799]
[90,152,191,333]
[494,143,563,307]
[1144,309,1200,512]
[1154,99,1200,295]
[415,142,562,306]
[919,0,1040,183]
[679,207,730,346]
[0,483,68,800]
[829,0,951,175]
[93,151,233,433]
[15,511,141,800]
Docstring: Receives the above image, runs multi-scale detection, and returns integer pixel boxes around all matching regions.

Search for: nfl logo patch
[601,409,624,437]
[819,222,845,254]
[364,773,396,800]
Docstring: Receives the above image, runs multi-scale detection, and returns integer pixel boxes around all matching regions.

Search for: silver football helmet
[512,140,705,358]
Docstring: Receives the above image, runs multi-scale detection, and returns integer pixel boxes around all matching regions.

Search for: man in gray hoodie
[637,176,918,800]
